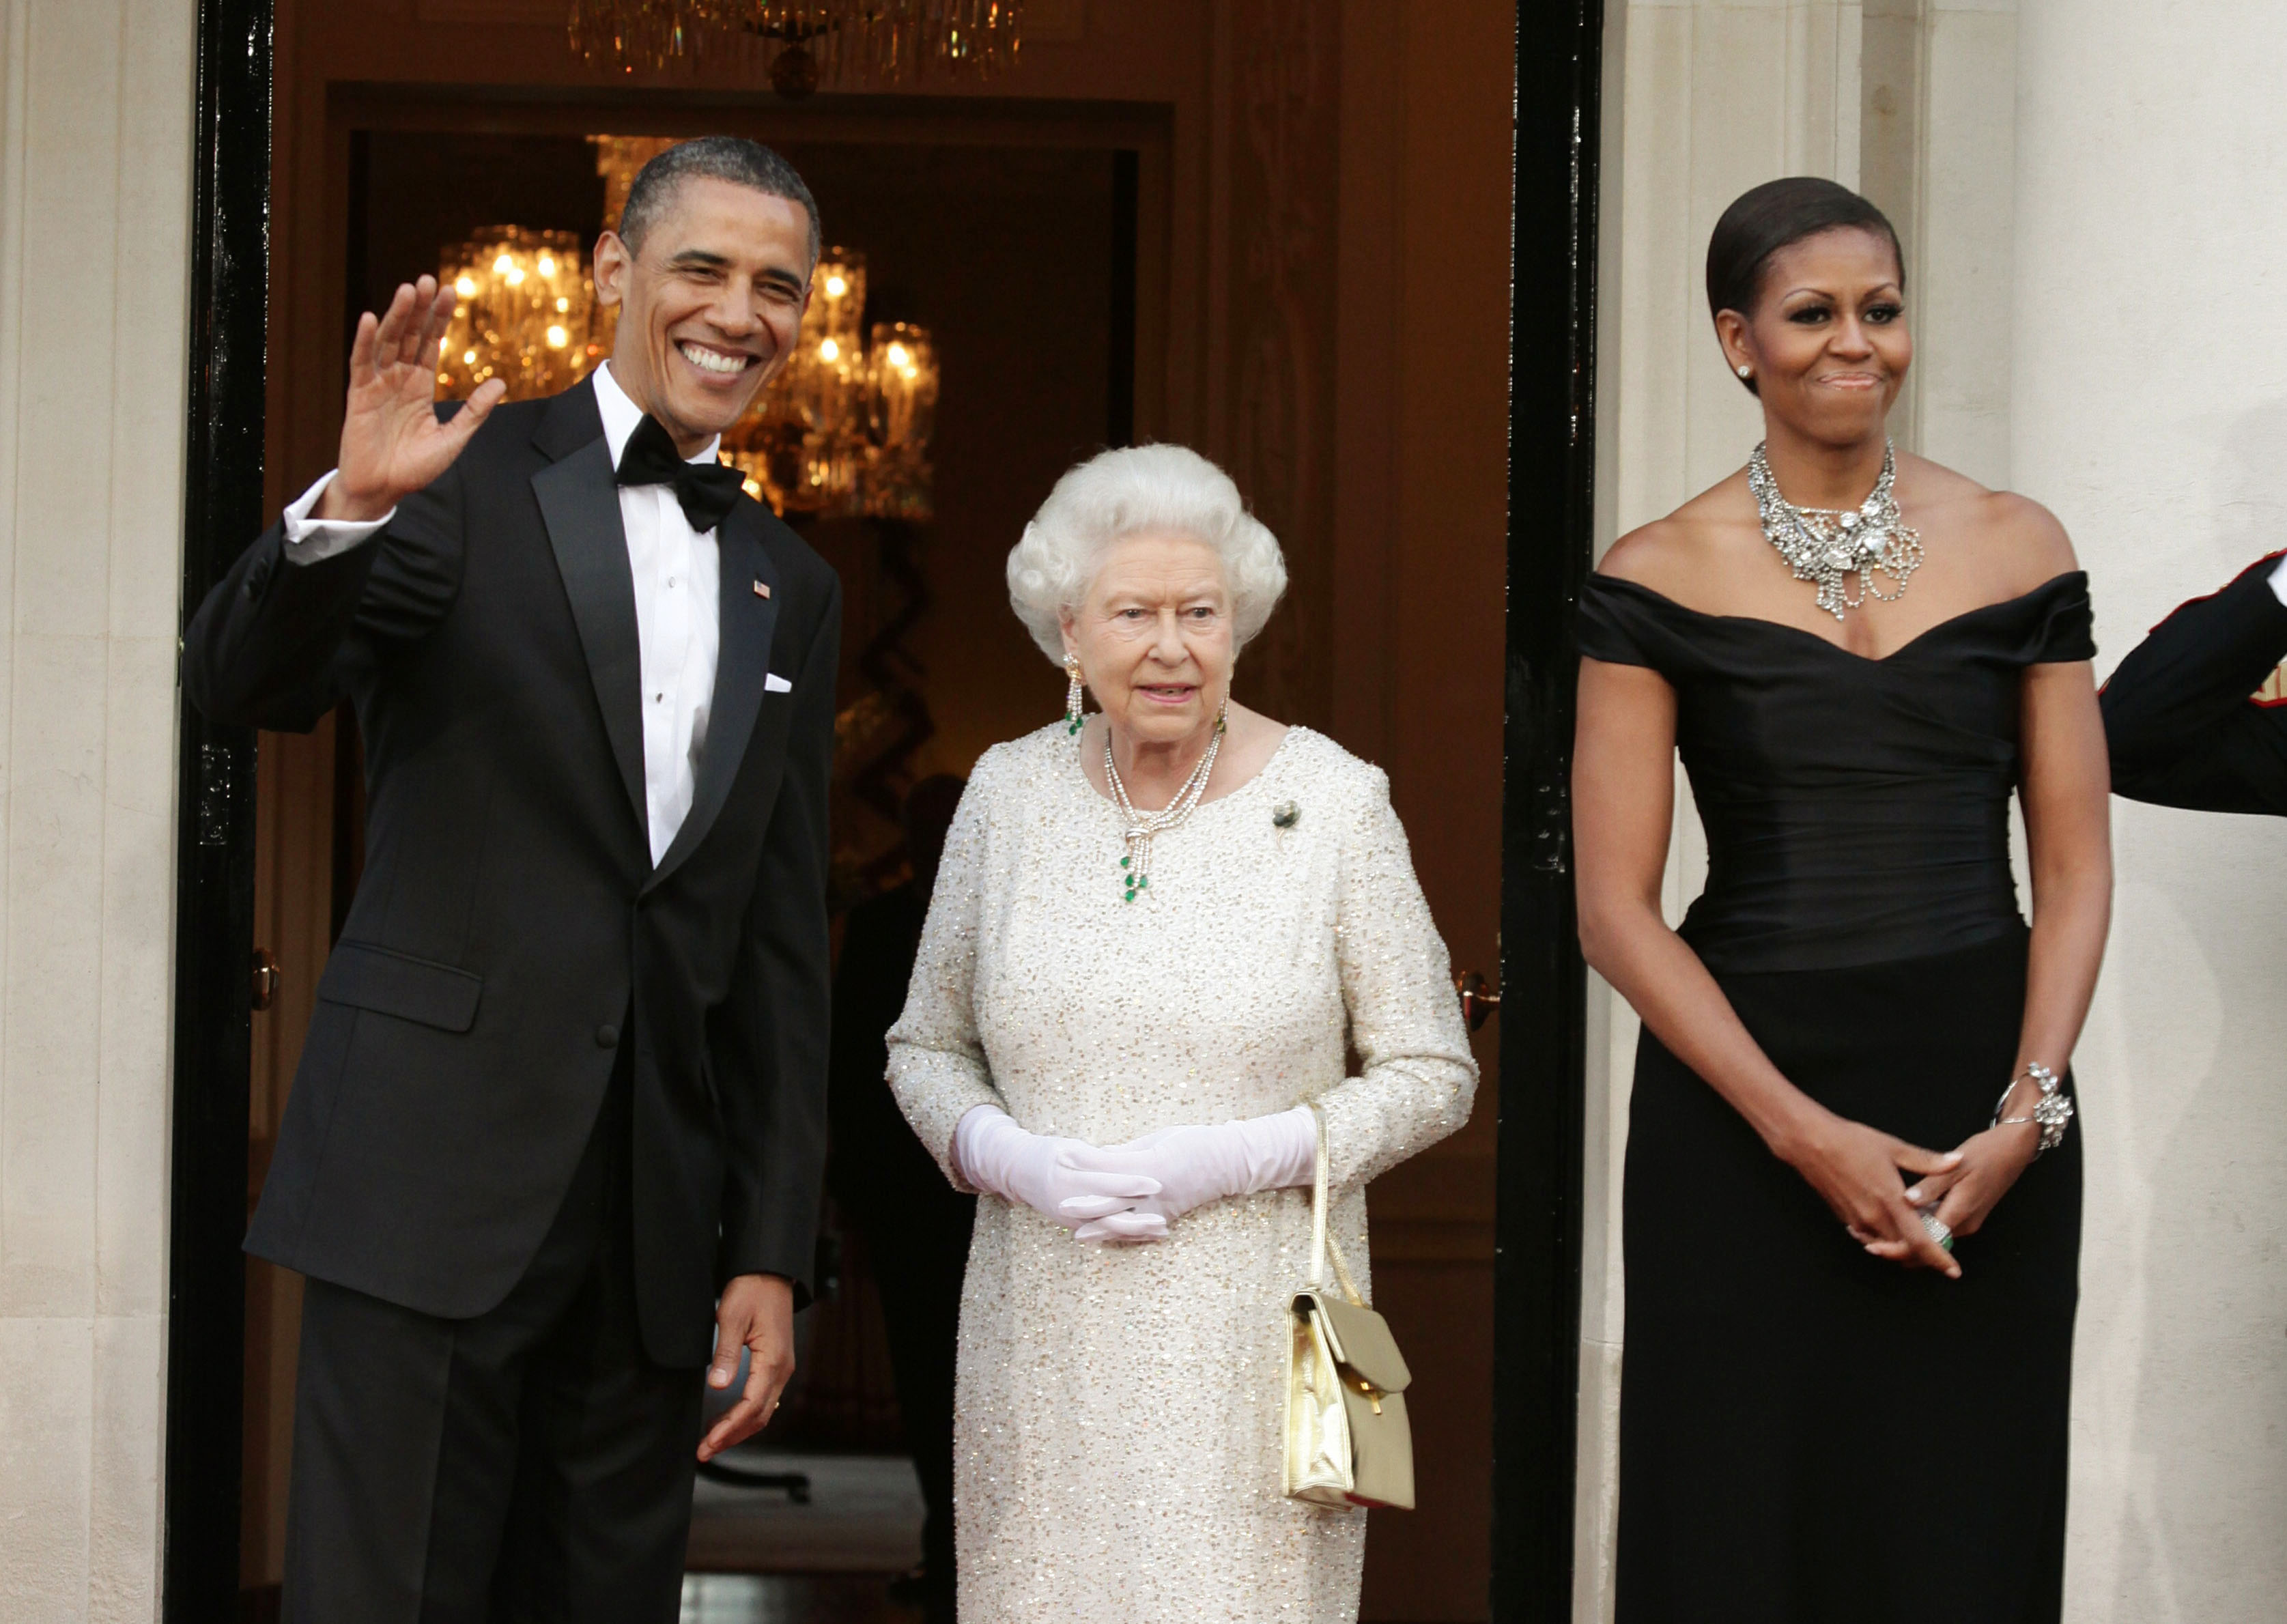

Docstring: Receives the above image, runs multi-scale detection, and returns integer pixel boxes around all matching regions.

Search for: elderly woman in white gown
[886,444,1476,1624]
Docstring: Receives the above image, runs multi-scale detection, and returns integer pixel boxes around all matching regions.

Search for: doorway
[167,3,1580,1621]
[248,100,1160,1621]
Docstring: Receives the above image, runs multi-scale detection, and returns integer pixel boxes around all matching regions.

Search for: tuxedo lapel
[530,384,648,843]
[646,502,780,892]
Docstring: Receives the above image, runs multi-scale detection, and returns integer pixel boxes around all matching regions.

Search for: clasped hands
[1782,1099,2043,1279]
[952,1103,1316,1244]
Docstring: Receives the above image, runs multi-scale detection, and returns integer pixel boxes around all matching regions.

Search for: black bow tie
[614,413,746,534]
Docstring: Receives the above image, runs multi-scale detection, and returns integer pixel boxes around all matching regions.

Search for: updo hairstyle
[1706,177,1905,395]
[1005,444,1289,663]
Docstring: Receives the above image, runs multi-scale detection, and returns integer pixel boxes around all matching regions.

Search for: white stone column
[2010,3,2287,1617]
[1582,4,1862,1616]
[0,1,195,1619]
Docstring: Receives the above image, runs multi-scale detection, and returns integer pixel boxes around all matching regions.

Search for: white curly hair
[1005,444,1289,663]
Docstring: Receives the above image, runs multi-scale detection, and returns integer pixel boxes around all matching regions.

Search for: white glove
[1061,1105,1318,1243]
[951,1105,1166,1236]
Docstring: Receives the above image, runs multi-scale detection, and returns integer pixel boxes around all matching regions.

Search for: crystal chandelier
[434,228,602,401]
[568,0,1023,91]
[717,246,941,520]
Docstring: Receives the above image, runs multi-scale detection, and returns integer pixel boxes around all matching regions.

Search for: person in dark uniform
[2102,551,2287,811]
[827,775,974,1622]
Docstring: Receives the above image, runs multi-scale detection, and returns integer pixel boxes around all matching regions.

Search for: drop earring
[1063,653,1085,737]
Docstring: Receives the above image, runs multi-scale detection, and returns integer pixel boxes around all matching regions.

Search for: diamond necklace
[1748,439,1923,621]
[1103,704,1226,903]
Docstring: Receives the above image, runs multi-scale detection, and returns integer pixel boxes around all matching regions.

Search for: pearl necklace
[1748,439,1923,621]
[1102,705,1226,903]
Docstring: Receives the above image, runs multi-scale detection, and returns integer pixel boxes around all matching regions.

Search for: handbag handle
[1305,1102,1368,1309]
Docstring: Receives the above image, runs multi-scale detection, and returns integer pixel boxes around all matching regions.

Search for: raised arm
[182,278,507,730]
[2101,553,2287,813]
[1572,653,1962,1274]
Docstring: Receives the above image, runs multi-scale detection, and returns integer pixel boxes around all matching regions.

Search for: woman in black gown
[1573,178,2113,1622]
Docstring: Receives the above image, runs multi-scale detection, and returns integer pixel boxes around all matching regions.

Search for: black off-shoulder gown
[1578,571,2093,1624]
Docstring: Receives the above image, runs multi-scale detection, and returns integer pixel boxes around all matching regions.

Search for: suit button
[595,1024,619,1049]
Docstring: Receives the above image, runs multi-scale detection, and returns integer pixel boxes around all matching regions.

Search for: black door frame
[1492,1,1602,1619]
[162,3,1604,1619]
[165,0,273,1619]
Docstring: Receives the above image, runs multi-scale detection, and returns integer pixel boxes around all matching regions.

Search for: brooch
[1272,801,1301,829]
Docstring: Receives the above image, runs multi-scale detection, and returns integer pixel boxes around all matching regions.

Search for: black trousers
[282,1056,703,1624]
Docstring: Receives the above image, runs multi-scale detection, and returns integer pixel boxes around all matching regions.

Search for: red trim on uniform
[2097,550,2287,702]
[2146,547,2287,633]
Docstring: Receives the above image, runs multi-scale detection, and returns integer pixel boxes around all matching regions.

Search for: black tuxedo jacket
[2102,550,2287,815]
[184,379,840,1366]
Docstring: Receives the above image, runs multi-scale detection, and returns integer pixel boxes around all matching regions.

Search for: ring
[1919,1210,1955,1253]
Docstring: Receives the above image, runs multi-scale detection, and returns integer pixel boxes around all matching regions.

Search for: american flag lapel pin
[752,579,771,599]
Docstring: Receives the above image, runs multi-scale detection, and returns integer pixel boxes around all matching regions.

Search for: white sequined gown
[887,724,1477,1624]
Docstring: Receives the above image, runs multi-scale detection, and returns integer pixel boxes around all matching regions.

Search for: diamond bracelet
[1991,1062,2073,1158]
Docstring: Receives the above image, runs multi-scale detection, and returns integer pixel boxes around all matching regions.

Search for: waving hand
[315,276,508,524]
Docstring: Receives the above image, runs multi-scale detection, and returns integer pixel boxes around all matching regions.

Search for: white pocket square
[764,673,793,694]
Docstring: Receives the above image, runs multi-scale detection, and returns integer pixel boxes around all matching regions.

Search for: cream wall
[0,1,193,1620]
[1588,1,2287,1619]
[2011,1,2287,1615]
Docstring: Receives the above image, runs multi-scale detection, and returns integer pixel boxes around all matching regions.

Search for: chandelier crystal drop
[568,0,1025,89]
[1748,439,1924,621]
[434,228,602,403]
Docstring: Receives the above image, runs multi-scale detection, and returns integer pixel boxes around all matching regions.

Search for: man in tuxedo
[185,138,840,1622]
[2103,551,2287,811]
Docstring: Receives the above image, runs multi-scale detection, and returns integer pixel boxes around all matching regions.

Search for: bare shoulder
[1899,453,2079,590]
[1597,515,1692,586]
[1978,489,2079,582]
[1597,471,1757,593]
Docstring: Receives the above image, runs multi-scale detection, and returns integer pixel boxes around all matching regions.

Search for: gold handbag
[1283,1104,1415,1511]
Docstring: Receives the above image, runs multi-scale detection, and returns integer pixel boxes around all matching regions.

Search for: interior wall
[0,0,195,1619]
[2008,2,2287,1616]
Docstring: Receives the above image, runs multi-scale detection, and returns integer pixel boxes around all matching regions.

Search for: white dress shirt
[282,360,724,865]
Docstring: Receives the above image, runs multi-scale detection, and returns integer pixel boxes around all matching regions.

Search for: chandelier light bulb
[436,227,596,405]
[825,274,847,298]
[819,337,840,362]
[887,342,909,367]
